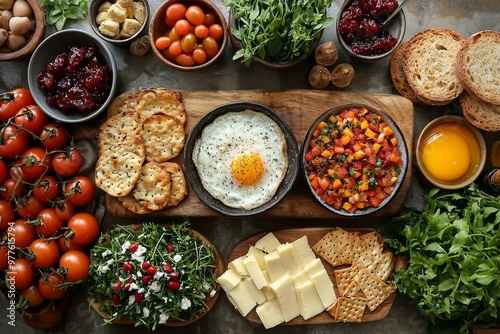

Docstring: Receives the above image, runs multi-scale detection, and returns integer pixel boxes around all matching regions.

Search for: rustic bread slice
[390,41,421,103]
[456,30,500,105]
[403,28,464,105]
[459,91,500,132]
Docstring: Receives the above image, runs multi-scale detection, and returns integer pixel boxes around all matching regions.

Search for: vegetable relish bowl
[184,101,299,216]
[300,103,408,217]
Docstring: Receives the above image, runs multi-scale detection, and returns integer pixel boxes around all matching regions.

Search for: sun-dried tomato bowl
[300,103,408,217]
[27,29,118,123]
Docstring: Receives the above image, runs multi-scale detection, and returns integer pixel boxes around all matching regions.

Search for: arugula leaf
[384,184,500,333]
[224,0,334,66]
[40,0,88,30]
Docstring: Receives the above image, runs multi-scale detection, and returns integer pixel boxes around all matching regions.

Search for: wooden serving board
[105,89,414,218]
[226,227,404,326]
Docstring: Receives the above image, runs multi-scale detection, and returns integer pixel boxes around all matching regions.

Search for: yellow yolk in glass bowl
[421,123,474,181]
[231,152,265,186]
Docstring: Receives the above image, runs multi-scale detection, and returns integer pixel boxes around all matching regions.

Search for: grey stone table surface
[1,0,499,333]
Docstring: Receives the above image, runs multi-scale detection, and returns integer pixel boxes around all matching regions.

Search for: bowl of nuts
[27,29,117,123]
[90,0,149,45]
[0,0,46,61]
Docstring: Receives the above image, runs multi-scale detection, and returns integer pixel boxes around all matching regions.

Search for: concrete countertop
[0,0,498,333]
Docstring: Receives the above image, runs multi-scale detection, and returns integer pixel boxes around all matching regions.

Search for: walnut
[314,41,338,67]
[308,65,332,89]
[331,63,355,88]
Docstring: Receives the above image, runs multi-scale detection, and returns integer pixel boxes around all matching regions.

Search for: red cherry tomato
[193,47,207,64]
[32,175,61,204]
[64,176,95,207]
[169,40,183,56]
[194,24,209,39]
[52,147,83,178]
[175,53,195,67]
[155,36,172,51]
[14,105,48,135]
[0,88,36,123]
[0,124,30,159]
[208,23,224,41]
[53,200,74,222]
[39,123,70,151]
[38,272,66,300]
[19,147,52,181]
[58,236,83,252]
[166,3,187,21]
[174,19,191,36]
[1,178,25,200]
[29,238,60,269]
[0,199,15,230]
[7,257,35,290]
[59,250,90,282]
[204,12,217,27]
[0,243,8,271]
[10,219,37,248]
[67,213,100,246]
[35,208,64,238]
[0,160,7,184]
[186,5,205,26]
[20,284,46,308]
[16,194,46,220]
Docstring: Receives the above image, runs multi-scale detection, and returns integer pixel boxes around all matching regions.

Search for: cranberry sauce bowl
[27,29,117,123]
[336,0,406,62]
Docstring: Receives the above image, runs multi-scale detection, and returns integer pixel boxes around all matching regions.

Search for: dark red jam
[339,0,398,56]
[37,44,112,113]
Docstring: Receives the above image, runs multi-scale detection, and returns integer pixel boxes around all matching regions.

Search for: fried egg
[192,110,288,210]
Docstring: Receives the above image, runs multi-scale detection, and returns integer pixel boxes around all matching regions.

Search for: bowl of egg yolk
[415,115,486,190]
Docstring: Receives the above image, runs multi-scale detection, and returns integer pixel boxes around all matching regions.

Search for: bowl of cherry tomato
[149,0,228,70]
[300,103,408,217]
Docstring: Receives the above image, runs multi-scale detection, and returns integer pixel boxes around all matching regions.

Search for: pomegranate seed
[169,272,179,281]
[124,283,131,291]
[112,281,122,291]
[142,275,153,284]
[141,261,151,270]
[112,294,122,305]
[123,262,133,271]
[146,266,157,275]
[134,292,144,302]
[167,281,180,291]
[166,244,174,253]
[129,242,140,253]
[163,262,173,274]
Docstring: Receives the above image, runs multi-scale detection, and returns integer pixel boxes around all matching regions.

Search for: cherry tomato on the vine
[16,194,46,220]
[35,208,64,238]
[32,175,61,204]
[64,176,95,207]
[38,272,66,300]
[1,178,25,200]
[10,219,37,247]
[58,235,83,252]
[39,123,70,151]
[0,124,30,160]
[0,160,7,184]
[53,200,74,222]
[59,250,90,282]
[0,243,8,271]
[20,284,46,308]
[0,199,15,230]
[18,147,52,182]
[7,257,35,290]
[0,88,35,123]
[29,238,60,269]
[52,147,83,178]
[67,213,99,246]
[14,105,48,135]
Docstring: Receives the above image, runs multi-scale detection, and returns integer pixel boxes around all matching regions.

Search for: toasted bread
[390,41,421,103]
[459,91,500,132]
[456,30,500,105]
[403,28,464,105]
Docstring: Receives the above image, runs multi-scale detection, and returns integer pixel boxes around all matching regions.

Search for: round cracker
[118,195,154,215]
[98,111,141,154]
[132,162,172,211]
[136,88,186,124]
[161,162,188,207]
[141,113,185,162]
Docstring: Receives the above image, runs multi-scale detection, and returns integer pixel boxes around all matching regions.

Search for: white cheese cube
[277,243,301,276]
[216,268,241,293]
[269,274,301,322]
[264,250,286,283]
[296,280,325,320]
[228,256,248,277]
[247,246,267,271]
[120,18,142,38]
[291,235,317,269]
[256,299,285,329]
[255,232,281,253]
[243,254,268,289]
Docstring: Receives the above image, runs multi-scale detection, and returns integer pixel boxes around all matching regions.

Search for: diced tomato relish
[305,107,403,213]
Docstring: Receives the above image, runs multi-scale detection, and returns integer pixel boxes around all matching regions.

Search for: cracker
[118,195,154,215]
[95,135,146,197]
[106,90,140,117]
[313,228,352,267]
[334,264,359,296]
[343,232,370,265]
[343,275,362,298]
[161,162,188,207]
[334,297,367,323]
[141,113,185,162]
[132,162,172,211]
[372,251,396,282]
[136,88,186,124]
[98,111,141,154]
[358,263,396,312]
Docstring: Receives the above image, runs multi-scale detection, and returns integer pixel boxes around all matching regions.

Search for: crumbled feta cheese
[153,272,165,280]
[131,245,147,262]
[181,297,191,310]
[138,288,145,294]
[97,264,110,275]
[106,259,114,266]
[173,254,182,263]
[122,241,131,254]
[130,283,139,290]
[102,250,112,257]
[143,307,150,317]
[159,314,169,324]
[128,295,135,306]
[210,289,216,297]
[137,271,142,277]
[150,281,161,293]
[163,297,169,304]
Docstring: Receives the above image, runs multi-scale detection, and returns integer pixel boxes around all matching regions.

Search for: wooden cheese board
[103,89,414,218]
[225,227,405,326]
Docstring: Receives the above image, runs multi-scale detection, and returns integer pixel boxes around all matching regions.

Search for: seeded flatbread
[118,194,154,214]
[131,162,172,211]
[161,162,188,207]
[141,113,185,162]
[106,90,140,118]
[98,111,141,154]
[95,135,146,197]
[136,88,186,123]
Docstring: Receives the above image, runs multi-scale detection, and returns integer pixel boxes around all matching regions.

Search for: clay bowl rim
[149,0,228,71]
[0,0,46,61]
[300,102,409,217]
[183,101,299,217]
[414,115,487,190]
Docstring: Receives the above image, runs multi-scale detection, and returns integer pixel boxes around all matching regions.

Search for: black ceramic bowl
[300,103,408,217]
[184,102,299,216]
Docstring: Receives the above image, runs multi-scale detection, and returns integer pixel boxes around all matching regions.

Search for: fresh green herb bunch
[224,0,334,66]
[87,222,217,330]
[40,0,88,30]
[385,184,500,333]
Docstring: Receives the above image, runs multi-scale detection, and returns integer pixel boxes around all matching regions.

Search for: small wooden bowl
[0,0,46,61]
[149,0,228,71]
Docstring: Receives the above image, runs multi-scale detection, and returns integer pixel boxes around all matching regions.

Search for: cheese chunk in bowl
[184,102,299,216]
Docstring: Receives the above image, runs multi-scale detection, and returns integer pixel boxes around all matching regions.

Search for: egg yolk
[231,152,264,186]
[421,127,471,181]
